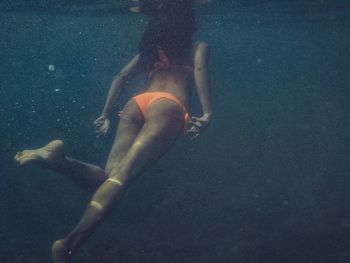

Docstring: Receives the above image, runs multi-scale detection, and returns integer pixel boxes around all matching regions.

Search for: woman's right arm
[187,42,212,139]
[101,54,142,118]
[95,54,142,137]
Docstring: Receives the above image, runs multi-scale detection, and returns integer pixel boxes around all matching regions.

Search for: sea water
[0,1,349,262]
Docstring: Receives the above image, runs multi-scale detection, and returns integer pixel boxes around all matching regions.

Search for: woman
[15,0,212,261]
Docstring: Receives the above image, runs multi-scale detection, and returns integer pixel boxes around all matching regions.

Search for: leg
[14,140,107,192]
[52,99,184,262]
[104,99,144,176]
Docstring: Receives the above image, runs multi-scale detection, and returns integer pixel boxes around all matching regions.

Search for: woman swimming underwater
[15,0,212,261]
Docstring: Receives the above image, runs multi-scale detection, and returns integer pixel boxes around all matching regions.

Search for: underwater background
[1,0,350,262]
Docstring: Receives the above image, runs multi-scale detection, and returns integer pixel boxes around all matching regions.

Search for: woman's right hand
[94,115,111,138]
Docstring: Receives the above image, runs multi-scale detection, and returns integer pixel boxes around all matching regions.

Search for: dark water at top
[0,1,350,262]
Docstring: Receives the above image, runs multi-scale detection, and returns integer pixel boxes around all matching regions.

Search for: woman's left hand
[186,113,212,139]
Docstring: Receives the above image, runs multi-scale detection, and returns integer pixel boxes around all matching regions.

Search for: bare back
[145,42,204,108]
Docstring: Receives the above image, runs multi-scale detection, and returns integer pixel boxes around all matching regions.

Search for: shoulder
[192,41,211,64]
[193,41,210,51]
[192,41,211,59]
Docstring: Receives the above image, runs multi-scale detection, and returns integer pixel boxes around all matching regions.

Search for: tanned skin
[15,41,212,262]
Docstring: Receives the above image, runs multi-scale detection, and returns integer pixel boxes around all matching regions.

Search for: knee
[105,162,121,177]
[106,176,125,186]
[105,165,123,178]
[109,164,137,186]
[89,176,126,211]
[105,165,113,176]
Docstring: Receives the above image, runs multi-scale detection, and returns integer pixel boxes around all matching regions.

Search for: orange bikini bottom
[133,91,190,125]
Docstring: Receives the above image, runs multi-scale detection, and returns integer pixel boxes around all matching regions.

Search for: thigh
[105,99,143,175]
[112,99,185,183]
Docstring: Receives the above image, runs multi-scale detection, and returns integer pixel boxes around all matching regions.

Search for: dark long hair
[138,0,197,71]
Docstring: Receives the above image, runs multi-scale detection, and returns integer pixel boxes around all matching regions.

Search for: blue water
[1,1,350,262]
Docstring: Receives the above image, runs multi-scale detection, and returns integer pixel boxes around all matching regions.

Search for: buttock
[132,92,190,131]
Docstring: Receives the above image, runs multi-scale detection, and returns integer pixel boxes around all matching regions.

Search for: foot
[52,239,73,263]
[14,140,65,167]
